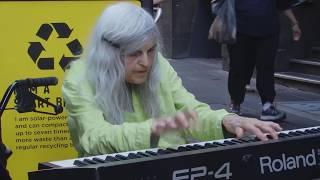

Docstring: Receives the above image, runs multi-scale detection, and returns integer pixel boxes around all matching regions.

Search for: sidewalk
[170,58,320,130]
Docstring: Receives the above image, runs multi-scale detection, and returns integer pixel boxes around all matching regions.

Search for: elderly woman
[62,2,282,157]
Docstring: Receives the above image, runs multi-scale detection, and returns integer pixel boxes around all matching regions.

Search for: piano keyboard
[30,126,320,180]
[40,126,320,169]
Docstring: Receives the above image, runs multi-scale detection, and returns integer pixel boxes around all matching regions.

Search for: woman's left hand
[222,114,283,141]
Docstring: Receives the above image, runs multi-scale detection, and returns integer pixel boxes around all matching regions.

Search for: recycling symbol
[27,22,83,71]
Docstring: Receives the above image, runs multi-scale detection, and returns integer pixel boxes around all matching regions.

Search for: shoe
[260,105,286,122]
[230,103,241,115]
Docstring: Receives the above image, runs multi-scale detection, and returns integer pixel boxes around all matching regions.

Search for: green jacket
[62,55,230,157]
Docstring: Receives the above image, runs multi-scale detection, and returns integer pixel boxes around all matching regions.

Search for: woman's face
[124,41,156,85]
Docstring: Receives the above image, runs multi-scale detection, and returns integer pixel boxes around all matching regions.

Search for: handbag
[208,0,237,44]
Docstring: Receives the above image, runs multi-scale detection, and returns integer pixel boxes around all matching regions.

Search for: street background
[170,58,320,130]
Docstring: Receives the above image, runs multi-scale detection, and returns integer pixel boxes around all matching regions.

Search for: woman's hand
[151,109,198,136]
[222,114,282,141]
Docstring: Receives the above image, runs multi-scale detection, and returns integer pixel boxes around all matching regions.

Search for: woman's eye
[148,46,157,53]
[148,48,155,54]
[129,51,142,57]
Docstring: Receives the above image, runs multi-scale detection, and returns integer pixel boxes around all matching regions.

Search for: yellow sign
[0,1,139,179]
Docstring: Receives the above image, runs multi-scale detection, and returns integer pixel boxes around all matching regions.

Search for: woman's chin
[127,77,147,85]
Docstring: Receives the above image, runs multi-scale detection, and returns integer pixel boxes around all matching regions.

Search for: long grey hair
[86,3,162,124]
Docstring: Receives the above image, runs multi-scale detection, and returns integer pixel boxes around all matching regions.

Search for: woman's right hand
[151,109,198,136]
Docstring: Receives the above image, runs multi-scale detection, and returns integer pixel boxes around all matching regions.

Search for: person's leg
[255,35,277,104]
[255,34,285,121]
[245,58,256,92]
[227,33,255,113]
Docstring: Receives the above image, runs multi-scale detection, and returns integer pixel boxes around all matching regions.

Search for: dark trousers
[227,33,279,105]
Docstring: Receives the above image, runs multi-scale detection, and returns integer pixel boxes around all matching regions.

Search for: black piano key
[83,158,99,164]
[311,128,320,133]
[204,143,219,148]
[137,152,151,157]
[185,145,199,150]
[212,142,226,146]
[73,160,90,167]
[184,146,196,151]
[285,132,295,137]
[305,129,318,134]
[231,139,244,144]
[223,140,237,145]
[238,136,258,142]
[115,154,128,160]
[193,144,205,149]
[294,131,304,136]
[306,128,318,134]
[92,157,108,163]
[157,149,171,154]
[288,131,301,136]
[278,133,291,138]
[177,146,192,152]
[294,130,307,135]
[166,147,179,153]
[304,129,312,134]
[105,156,119,162]
[127,153,143,159]
[311,128,319,133]
[145,150,157,156]
[238,138,254,143]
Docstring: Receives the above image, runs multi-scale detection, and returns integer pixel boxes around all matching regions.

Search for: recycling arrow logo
[27,22,83,71]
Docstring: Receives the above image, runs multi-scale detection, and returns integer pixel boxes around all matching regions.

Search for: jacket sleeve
[62,61,152,156]
[159,56,231,141]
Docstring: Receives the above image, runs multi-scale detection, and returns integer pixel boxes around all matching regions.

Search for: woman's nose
[138,52,149,66]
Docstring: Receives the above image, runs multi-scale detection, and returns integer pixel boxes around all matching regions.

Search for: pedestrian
[225,1,301,121]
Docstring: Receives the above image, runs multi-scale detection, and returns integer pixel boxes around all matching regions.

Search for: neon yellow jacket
[62,55,230,157]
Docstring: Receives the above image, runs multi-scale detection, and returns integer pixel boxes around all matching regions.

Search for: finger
[183,109,198,128]
[154,121,166,135]
[245,123,268,141]
[264,123,282,137]
[269,130,279,140]
[256,123,278,140]
[254,129,268,141]
[165,117,178,129]
[235,127,244,138]
[252,128,268,141]
[175,112,189,129]
[183,109,198,122]
[268,122,282,131]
